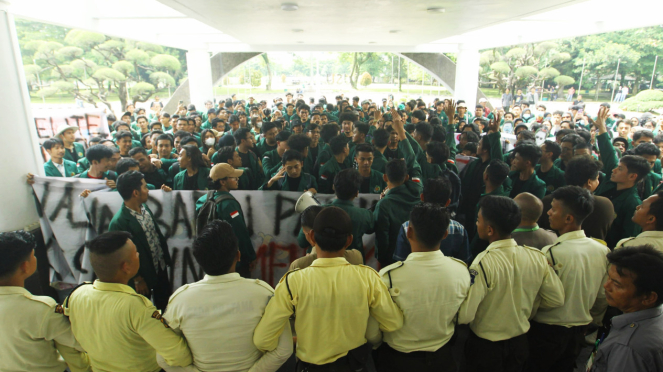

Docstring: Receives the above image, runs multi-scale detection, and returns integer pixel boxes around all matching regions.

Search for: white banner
[31,176,379,289]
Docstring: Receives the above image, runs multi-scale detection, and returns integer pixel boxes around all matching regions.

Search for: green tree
[359,72,372,87]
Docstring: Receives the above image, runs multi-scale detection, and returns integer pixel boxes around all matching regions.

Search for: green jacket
[255,137,277,158]
[595,132,642,247]
[236,147,265,189]
[506,171,547,199]
[44,159,80,178]
[76,157,90,171]
[64,142,86,163]
[76,170,117,181]
[262,149,283,180]
[108,203,171,290]
[363,170,387,195]
[195,191,256,268]
[642,171,662,200]
[259,172,318,192]
[373,181,422,267]
[172,167,211,191]
[318,157,351,194]
[323,199,375,256]
[307,142,329,176]
[372,150,388,174]
[535,164,566,195]
[143,168,169,189]
[553,158,567,172]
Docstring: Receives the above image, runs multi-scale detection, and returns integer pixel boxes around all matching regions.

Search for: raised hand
[445,100,457,125]
[595,106,609,135]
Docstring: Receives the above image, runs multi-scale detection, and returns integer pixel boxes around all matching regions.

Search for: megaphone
[295,191,321,213]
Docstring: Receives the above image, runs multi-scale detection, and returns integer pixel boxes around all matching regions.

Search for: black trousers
[295,356,352,372]
[152,267,172,312]
[525,321,587,372]
[373,342,456,372]
[465,330,528,372]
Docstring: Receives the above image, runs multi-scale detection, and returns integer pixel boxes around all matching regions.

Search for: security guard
[616,191,663,251]
[372,203,470,372]
[0,230,91,372]
[42,137,81,177]
[163,220,293,372]
[253,207,403,372]
[458,196,564,372]
[527,186,610,372]
[64,231,192,372]
[260,150,318,192]
[56,124,86,163]
[196,163,256,278]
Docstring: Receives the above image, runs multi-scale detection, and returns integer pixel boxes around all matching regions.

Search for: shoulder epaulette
[167,283,191,304]
[590,237,608,246]
[253,278,275,293]
[381,261,404,289]
[448,257,468,268]
[542,242,563,274]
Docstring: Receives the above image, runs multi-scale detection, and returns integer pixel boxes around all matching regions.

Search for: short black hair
[561,133,583,146]
[301,205,324,229]
[431,126,446,143]
[372,129,390,148]
[193,220,238,276]
[385,159,407,184]
[555,129,573,140]
[329,135,349,155]
[297,104,311,113]
[43,137,65,151]
[463,142,478,154]
[287,134,312,153]
[113,121,131,132]
[409,203,450,249]
[355,143,374,157]
[339,112,358,124]
[116,170,144,200]
[411,110,427,122]
[320,123,341,143]
[478,196,521,236]
[233,127,252,145]
[115,131,133,142]
[0,230,36,278]
[607,245,663,306]
[650,191,663,231]
[262,121,277,133]
[155,134,174,147]
[514,143,542,167]
[228,114,239,123]
[426,141,449,165]
[543,140,562,161]
[620,155,651,182]
[518,130,536,142]
[215,146,235,164]
[275,130,291,143]
[354,123,369,136]
[282,149,303,164]
[414,122,433,141]
[485,159,510,186]
[565,156,603,187]
[128,147,148,158]
[116,158,139,175]
[422,177,451,204]
[613,137,630,150]
[460,131,480,144]
[89,231,132,256]
[551,186,594,224]
[634,143,661,158]
[334,168,362,200]
[86,145,114,163]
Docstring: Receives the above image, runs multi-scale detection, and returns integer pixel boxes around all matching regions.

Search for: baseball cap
[187,104,196,111]
[55,124,79,137]
[313,206,352,237]
[479,98,487,103]
[210,163,243,181]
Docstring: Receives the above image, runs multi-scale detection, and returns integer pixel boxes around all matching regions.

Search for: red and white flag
[230,210,240,219]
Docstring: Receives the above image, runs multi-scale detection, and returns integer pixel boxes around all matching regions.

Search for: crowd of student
[6,92,663,372]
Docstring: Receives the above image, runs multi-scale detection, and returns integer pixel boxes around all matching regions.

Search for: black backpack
[195,190,235,235]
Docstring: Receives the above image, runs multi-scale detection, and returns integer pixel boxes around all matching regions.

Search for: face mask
[256,122,263,128]
[523,114,531,119]
[205,138,215,147]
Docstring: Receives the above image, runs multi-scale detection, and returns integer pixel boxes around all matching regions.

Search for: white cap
[479,98,488,103]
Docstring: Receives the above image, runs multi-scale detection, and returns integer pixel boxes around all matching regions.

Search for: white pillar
[186,49,213,110]
[0,1,44,232]
[454,45,480,106]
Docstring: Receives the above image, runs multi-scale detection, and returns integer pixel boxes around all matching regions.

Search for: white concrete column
[0,2,44,232]
[185,49,213,109]
[454,44,480,106]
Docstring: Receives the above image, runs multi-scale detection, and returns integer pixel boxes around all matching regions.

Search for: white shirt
[164,273,292,372]
[0,286,90,372]
[54,161,66,177]
[616,231,663,252]
[377,250,470,352]
[533,230,609,327]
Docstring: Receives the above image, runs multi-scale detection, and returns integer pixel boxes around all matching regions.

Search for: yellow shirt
[379,250,471,352]
[0,286,90,372]
[288,249,364,271]
[253,257,403,365]
[534,230,610,327]
[65,281,192,372]
[458,239,565,341]
[616,231,663,252]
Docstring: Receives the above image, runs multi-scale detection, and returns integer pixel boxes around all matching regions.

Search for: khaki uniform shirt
[458,239,565,341]
[0,287,90,372]
[65,281,192,372]
[534,230,610,327]
[289,249,363,271]
[253,257,403,365]
[164,273,292,372]
[378,250,471,352]
[616,231,663,252]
